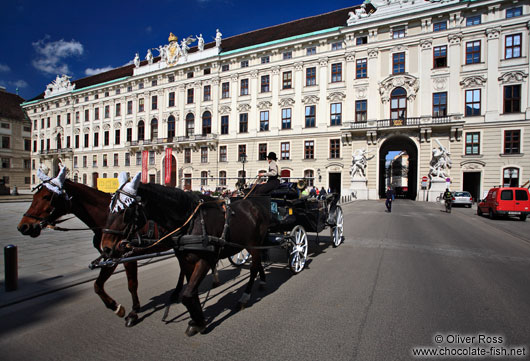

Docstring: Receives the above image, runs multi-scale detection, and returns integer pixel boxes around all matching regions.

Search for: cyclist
[443,188,453,213]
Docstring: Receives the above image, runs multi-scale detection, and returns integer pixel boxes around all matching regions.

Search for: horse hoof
[114,304,126,318]
[238,302,246,311]
[125,314,138,327]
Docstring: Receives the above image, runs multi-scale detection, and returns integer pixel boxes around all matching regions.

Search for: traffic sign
[422,176,428,182]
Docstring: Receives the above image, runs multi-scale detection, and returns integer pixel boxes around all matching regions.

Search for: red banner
[165,147,173,184]
[141,150,148,183]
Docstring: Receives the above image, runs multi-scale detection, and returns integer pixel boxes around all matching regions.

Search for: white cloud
[11,80,28,88]
[85,66,114,76]
[0,63,10,72]
[32,35,84,75]
[145,26,152,34]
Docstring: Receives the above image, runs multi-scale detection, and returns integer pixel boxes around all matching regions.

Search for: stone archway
[378,135,418,200]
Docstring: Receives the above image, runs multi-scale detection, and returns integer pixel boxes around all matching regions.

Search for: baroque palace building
[22,0,530,200]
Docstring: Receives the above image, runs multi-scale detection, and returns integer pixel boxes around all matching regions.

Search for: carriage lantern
[240,152,247,183]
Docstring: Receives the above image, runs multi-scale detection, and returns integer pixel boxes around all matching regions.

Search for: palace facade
[22,0,530,201]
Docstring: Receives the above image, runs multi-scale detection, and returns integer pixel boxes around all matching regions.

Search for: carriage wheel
[288,225,308,274]
[331,206,344,247]
[228,250,251,267]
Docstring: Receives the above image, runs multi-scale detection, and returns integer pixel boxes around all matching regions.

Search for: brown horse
[17,168,163,327]
[101,173,270,336]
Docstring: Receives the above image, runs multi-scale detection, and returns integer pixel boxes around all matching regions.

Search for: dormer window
[466,15,481,26]
[331,42,343,51]
[392,27,406,39]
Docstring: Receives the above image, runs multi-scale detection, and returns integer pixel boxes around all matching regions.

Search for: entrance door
[463,172,481,202]
[280,169,291,182]
[92,172,99,189]
[149,174,156,184]
[329,173,341,195]
[184,173,192,190]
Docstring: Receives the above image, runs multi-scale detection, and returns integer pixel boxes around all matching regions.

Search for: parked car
[477,187,530,221]
[451,191,473,207]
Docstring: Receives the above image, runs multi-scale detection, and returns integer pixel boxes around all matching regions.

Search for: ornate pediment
[460,75,486,88]
[125,120,134,127]
[346,3,372,26]
[460,160,485,170]
[44,75,75,99]
[257,101,272,110]
[327,92,346,102]
[103,123,111,131]
[83,127,91,133]
[113,122,122,128]
[302,95,320,105]
[498,71,527,84]
[237,103,251,112]
[219,105,231,114]
[53,126,63,136]
[93,125,100,132]
[378,74,419,103]
[279,98,295,107]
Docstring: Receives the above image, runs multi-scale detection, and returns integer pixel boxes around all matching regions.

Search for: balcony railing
[343,115,461,130]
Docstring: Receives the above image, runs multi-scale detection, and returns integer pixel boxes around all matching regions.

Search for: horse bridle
[23,181,72,228]
[103,188,148,244]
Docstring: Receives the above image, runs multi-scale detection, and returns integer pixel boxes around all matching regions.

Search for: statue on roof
[146,49,153,65]
[134,53,140,68]
[347,3,370,26]
[215,29,222,49]
[155,45,168,62]
[180,36,195,61]
[167,33,181,66]
[197,34,204,52]
[44,74,75,99]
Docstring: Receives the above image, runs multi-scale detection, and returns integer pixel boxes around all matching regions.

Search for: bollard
[4,245,18,291]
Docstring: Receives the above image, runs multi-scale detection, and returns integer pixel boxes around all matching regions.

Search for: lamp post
[240,152,247,185]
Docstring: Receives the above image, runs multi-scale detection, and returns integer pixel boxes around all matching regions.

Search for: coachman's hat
[266,152,277,161]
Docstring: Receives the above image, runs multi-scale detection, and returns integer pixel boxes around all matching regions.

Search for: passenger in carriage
[253,152,280,195]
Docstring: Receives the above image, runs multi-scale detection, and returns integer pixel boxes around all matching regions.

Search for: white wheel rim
[290,226,307,272]
[333,208,344,246]
[232,250,249,265]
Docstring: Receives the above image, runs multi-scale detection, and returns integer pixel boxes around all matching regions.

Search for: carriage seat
[270,182,299,200]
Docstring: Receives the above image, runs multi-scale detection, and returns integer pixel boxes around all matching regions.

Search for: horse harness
[23,180,74,229]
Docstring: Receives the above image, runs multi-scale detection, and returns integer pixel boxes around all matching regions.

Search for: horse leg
[123,261,139,327]
[181,259,210,336]
[162,267,185,322]
[211,264,220,288]
[239,250,262,308]
[257,254,267,290]
[94,265,126,318]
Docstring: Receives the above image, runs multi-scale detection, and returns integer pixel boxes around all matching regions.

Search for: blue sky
[0,0,363,100]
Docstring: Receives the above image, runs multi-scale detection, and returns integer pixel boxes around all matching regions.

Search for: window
[113,153,119,166]
[356,36,368,45]
[260,111,269,131]
[393,52,405,74]
[504,85,521,113]
[116,88,122,94]
[281,142,290,160]
[167,116,175,139]
[465,132,480,155]
[135,152,141,166]
[203,85,211,101]
[304,170,314,187]
[187,72,194,79]
[1,158,9,168]
[239,113,248,133]
[115,103,121,116]
[93,133,99,147]
[115,129,120,145]
[221,82,230,98]
[221,115,229,135]
[93,155,98,167]
[127,101,133,114]
[330,139,340,159]
[466,41,481,64]
[466,15,481,26]
[151,118,158,139]
[261,56,270,64]
[151,95,157,110]
[103,154,108,167]
[465,89,481,116]
[56,115,61,126]
[356,100,367,122]
[304,140,314,159]
[240,79,249,96]
[84,109,89,122]
[503,168,520,187]
[124,153,130,166]
[330,103,342,126]
[203,68,210,75]
[282,108,292,130]
[258,144,267,161]
[240,60,249,68]
[238,144,246,161]
[219,146,227,162]
[331,63,342,82]
[433,92,447,117]
[83,156,87,168]
[202,111,211,135]
[186,113,194,137]
[103,105,109,118]
[104,131,109,146]
[126,128,132,142]
[305,105,316,128]
[283,51,292,60]
[332,42,343,51]
[184,148,191,163]
[73,157,78,168]
[390,87,407,120]
[47,117,50,127]
[66,113,71,124]
[504,130,520,154]
[221,64,229,72]
[138,82,144,89]
[433,46,447,68]
[138,98,144,112]
[505,34,522,59]
[219,171,227,186]
[506,6,522,18]
[137,120,145,141]
[282,71,292,89]
[75,134,79,149]
[433,21,447,32]
[84,134,89,147]
[356,59,367,79]
[393,27,405,39]
[306,47,316,56]
[168,92,175,107]
[201,171,208,186]
[94,108,99,120]
[187,88,194,104]
[24,159,31,169]
[33,140,37,152]
[261,75,270,92]
[306,67,316,86]
[201,147,208,163]
[24,139,31,151]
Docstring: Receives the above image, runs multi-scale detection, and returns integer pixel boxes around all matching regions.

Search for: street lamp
[240,152,247,184]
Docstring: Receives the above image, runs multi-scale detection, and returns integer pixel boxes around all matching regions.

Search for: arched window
[201,170,208,186]
[151,118,158,140]
[503,167,519,187]
[186,113,194,137]
[202,111,211,135]
[167,115,175,140]
[219,170,226,186]
[304,169,314,187]
[390,87,407,120]
[138,120,145,141]
[113,173,118,178]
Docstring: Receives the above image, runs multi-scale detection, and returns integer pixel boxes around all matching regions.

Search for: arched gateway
[378,135,418,200]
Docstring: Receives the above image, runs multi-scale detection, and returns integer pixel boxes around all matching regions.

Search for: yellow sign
[97,178,119,194]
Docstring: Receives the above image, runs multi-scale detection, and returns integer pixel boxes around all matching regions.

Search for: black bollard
[4,245,18,291]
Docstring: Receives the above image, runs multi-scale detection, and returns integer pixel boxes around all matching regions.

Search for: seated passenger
[253,152,280,195]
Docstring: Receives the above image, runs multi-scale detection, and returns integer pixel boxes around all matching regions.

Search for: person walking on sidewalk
[385,186,395,212]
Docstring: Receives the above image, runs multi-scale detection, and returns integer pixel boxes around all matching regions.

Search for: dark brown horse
[101,173,270,336]
[17,168,162,327]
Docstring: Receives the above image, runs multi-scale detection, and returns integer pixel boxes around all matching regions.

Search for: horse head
[101,172,146,258]
[18,166,70,237]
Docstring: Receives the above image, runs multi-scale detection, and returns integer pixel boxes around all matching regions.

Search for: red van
[477,187,530,221]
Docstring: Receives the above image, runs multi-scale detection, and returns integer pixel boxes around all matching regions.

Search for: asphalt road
[1,200,529,361]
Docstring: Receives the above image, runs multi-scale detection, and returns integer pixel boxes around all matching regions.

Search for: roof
[28,3,370,103]
[0,89,27,121]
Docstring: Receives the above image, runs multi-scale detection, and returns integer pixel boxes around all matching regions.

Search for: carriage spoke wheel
[331,206,344,247]
[288,225,308,274]
[228,250,251,267]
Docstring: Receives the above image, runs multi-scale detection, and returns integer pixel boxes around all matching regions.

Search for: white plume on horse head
[111,172,142,212]
[54,165,67,187]
[37,168,51,182]
[118,172,129,187]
